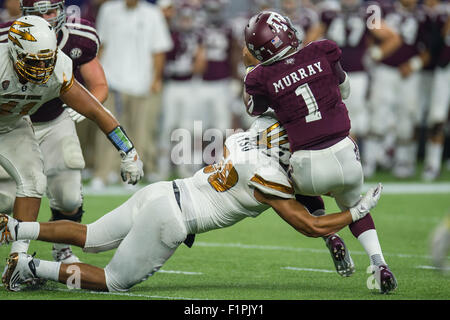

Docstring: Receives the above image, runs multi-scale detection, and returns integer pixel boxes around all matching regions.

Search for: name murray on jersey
[272,60,324,93]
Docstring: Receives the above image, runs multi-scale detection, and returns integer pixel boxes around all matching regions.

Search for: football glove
[119,148,144,185]
[349,183,383,222]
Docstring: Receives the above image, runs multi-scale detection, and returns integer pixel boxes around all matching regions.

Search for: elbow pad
[339,72,350,100]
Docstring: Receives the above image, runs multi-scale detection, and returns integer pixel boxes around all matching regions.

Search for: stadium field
[0,170,449,301]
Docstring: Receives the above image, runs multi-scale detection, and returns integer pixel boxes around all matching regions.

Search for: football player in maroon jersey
[242,11,397,293]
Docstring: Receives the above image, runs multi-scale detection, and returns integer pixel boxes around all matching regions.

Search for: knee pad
[62,135,85,170]
[0,190,14,214]
[50,206,84,222]
[47,172,82,212]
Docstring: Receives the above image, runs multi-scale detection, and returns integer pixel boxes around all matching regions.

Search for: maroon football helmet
[245,11,301,65]
[20,0,66,33]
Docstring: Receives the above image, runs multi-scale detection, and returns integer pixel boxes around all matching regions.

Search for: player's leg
[332,140,397,293]
[346,71,369,145]
[90,91,122,189]
[2,182,186,292]
[0,166,15,214]
[392,71,421,178]
[423,65,450,180]
[35,112,86,263]
[363,65,397,178]
[296,194,355,277]
[0,118,46,255]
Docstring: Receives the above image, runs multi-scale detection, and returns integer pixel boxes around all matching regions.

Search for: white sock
[16,222,40,241]
[357,229,386,266]
[10,239,30,254]
[33,259,61,282]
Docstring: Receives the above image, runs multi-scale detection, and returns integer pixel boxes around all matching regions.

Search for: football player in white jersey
[0,0,110,264]
[0,114,383,293]
[0,16,143,265]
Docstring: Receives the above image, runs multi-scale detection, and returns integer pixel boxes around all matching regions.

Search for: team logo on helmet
[266,12,289,33]
[8,21,37,49]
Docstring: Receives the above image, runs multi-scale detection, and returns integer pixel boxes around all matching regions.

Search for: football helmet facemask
[8,15,58,84]
[248,112,291,166]
[245,11,301,65]
[21,0,66,33]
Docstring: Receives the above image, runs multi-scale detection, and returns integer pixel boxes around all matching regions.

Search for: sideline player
[0,16,143,265]
[304,0,401,147]
[0,0,108,263]
[243,11,397,293]
[0,114,383,292]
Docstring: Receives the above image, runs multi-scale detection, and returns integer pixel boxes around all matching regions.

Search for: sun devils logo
[8,21,37,49]
[266,13,289,34]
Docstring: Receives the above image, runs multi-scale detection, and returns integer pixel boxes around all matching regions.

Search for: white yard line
[0,284,205,300]
[194,241,436,260]
[415,265,450,271]
[158,269,203,275]
[281,266,335,273]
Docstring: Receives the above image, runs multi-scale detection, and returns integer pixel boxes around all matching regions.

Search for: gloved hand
[119,148,144,185]
[349,183,383,222]
[64,104,86,123]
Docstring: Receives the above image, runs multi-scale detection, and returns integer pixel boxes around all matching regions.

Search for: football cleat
[325,234,355,277]
[0,213,18,245]
[2,252,38,292]
[373,264,398,294]
[52,245,81,264]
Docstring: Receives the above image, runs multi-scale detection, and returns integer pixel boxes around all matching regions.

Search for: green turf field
[1,178,449,301]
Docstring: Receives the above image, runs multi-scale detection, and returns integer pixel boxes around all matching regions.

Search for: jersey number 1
[295,83,322,123]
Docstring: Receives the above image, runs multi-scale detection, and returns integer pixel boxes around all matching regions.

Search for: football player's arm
[151,51,166,94]
[368,19,402,62]
[334,61,350,100]
[193,45,207,75]
[79,57,108,104]
[60,79,117,134]
[61,79,143,184]
[242,47,270,116]
[254,189,353,238]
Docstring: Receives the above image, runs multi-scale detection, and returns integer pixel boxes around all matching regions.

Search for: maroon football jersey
[165,29,202,81]
[0,18,100,122]
[380,2,429,67]
[200,24,233,81]
[320,6,370,72]
[244,39,350,152]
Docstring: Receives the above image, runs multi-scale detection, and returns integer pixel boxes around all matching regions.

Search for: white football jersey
[0,44,73,133]
[176,131,295,234]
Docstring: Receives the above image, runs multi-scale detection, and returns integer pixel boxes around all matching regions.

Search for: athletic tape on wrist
[107,126,134,154]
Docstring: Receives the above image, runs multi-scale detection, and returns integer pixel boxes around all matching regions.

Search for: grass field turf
[0,180,449,301]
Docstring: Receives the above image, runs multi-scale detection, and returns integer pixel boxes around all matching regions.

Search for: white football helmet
[8,15,58,84]
[248,112,291,166]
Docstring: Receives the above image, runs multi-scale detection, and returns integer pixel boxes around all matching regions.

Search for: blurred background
[0,0,447,188]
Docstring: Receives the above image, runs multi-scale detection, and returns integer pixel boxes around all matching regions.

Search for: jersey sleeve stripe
[60,73,75,94]
[250,174,294,195]
[65,23,98,34]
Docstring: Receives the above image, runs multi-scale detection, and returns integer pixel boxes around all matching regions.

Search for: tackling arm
[255,189,352,237]
[254,183,383,238]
